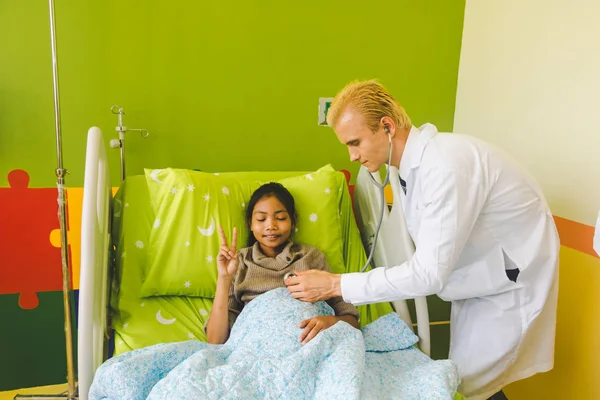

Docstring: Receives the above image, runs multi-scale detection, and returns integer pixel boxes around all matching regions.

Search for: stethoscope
[283,127,393,282]
[360,126,393,272]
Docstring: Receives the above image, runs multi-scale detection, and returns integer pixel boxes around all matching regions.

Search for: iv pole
[48,0,77,393]
[15,0,77,398]
[109,106,149,182]
[15,3,149,397]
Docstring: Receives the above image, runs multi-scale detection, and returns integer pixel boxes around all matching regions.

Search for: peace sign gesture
[217,226,239,280]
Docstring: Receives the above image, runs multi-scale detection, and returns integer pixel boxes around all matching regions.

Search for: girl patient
[206,182,359,345]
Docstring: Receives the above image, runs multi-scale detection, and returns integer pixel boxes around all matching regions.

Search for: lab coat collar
[399,123,438,179]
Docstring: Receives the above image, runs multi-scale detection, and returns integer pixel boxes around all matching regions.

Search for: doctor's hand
[217,226,239,281]
[298,316,337,345]
[285,270,342,303]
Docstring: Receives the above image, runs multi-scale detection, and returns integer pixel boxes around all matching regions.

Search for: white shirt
[341,124,559,399]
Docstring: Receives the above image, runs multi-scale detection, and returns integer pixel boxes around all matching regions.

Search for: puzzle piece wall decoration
[49,187,119,290]
[0,169,63,309]
[50,188,82,290]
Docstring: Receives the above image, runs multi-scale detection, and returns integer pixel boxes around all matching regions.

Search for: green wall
[0,0,465,390]
[1,0,465,187]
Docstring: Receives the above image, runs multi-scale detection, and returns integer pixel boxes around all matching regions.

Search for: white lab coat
[341,124,559,400]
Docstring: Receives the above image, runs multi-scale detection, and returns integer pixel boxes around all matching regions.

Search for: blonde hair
[326,80,411,132]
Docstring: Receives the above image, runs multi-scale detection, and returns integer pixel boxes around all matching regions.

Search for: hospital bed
[78,127,462,399]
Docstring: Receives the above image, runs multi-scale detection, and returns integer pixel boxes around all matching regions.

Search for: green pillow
[140,165,345,298]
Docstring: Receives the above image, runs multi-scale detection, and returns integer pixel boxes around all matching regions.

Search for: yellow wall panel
[505,247,600,399]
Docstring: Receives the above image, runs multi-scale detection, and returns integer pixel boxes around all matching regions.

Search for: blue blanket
[90,288,459,399]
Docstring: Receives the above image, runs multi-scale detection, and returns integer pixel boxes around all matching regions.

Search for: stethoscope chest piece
[283,272,297,282]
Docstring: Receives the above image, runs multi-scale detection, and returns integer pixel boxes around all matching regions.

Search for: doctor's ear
[380,117,394,136]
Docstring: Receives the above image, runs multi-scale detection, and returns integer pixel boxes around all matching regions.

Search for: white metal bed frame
[78,127,112,400]
[77,127,432,400]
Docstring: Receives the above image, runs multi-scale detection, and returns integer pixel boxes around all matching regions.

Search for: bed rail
[353,166,431,356]
[79,127,112,400]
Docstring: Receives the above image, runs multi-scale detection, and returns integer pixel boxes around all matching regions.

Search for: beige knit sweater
[225,241,359,327]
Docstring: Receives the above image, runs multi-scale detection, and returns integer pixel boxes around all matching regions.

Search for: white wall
[454,0,600,225]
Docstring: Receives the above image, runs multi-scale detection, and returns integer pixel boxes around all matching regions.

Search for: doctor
[286,80,559,400]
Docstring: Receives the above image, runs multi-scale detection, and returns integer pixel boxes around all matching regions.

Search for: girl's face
[250,195,293,257]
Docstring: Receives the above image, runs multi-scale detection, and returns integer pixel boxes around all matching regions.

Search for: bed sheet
[111,176,214,354]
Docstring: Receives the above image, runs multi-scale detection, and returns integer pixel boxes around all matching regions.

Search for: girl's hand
[298,316,338,345]
[217,226,239,280]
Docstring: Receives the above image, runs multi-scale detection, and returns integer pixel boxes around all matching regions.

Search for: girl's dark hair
[246,182,297,246]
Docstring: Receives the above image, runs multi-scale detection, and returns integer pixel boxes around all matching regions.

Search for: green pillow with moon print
[140,165,345,298]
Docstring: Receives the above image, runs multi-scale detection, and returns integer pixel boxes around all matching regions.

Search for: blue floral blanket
[90,288,459,399]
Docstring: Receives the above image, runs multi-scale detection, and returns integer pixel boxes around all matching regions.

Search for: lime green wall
[1,1,465,188]
[0,0,465,391]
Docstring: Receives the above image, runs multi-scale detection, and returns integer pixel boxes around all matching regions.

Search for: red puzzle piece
[0,169,63,309]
